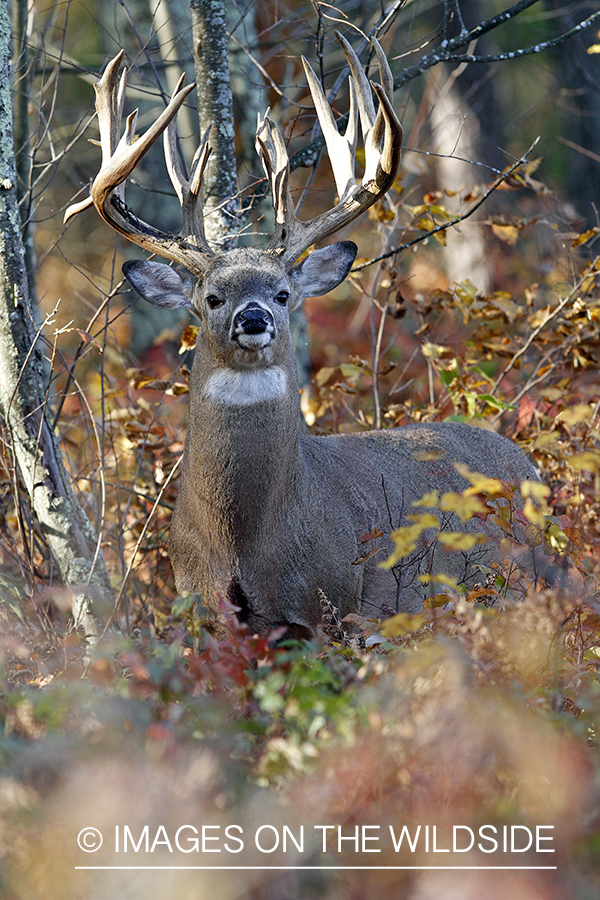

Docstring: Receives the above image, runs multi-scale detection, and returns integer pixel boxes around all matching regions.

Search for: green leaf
[478,393,515,411]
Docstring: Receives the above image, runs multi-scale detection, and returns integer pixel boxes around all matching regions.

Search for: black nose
[234,304,273,335]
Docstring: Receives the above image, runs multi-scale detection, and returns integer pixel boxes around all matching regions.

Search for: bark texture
[190,0,239,247]
[0,0,111,636]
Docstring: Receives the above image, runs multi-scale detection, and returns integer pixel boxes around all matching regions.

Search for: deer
[65,35,540,638]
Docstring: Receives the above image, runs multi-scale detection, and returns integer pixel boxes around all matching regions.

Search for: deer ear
[122,260,195,310]
[289,241,357,304]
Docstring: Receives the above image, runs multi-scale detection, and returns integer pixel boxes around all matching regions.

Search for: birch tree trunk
[0,0,111,637]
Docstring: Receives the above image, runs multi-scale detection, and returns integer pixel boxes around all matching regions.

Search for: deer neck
[180,355,304,551]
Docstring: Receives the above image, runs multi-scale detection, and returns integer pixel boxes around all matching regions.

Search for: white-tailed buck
[66,35,539,637]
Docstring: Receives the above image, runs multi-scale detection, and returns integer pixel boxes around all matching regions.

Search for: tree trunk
[0,0,112,638]
[190,0,239,248]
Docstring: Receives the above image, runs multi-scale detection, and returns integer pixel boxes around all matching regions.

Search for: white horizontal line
[75,866,558,871]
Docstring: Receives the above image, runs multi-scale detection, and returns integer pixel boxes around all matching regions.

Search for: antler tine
[367,83,403,188]
[334,31,376,138]
[164,118,214,254]
[64,54,212,275]
[301,56,358,202]
[95,51,127,162]
[372,36,394,100]
[256,111,296,249]
[262,33,402,265]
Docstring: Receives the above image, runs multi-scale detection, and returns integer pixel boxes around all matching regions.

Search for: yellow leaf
[520,481,551,502]
[571,227,600,247]
[421,341,450,360]
[520,481,551,528]
[380,612,426,637]
[523,500,546,529]
[491,223,519,245]
[418,573,458,588]
[568,451,600,472]
[412,512,440,529]
[412,490,439,508]
[532,431,561,451]
[454,463,507,498]
[339,363,363,378]
[437,532,487,551]
[546,523,568,553]
[168,383,190,396]
[439,492,487,521]
[380,513,439,569]
[433,229,447,246]
[489,295,523,322]
[416,217,435,232]
[413,449,447,462]
[454,279,478,305]
[368,200,395,223]
[423,593,453,609]
[315,367,335,387]
[179,325,200,354]
[556,404,593,426]
[522,157,543,176]
[587,43,600,54]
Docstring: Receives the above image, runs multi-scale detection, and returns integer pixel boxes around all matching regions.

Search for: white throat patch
[204,367,288,406]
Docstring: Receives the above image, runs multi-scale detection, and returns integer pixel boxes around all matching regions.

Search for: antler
[256,31,403,265]
[65,36,401,273]
[64,52,214,275]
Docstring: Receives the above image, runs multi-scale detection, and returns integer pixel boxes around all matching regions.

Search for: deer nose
[234,304,273,335]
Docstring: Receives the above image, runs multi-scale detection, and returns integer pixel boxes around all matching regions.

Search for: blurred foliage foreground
[1,167,600,900]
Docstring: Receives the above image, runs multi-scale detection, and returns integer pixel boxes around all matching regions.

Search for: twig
[352,139,540,271]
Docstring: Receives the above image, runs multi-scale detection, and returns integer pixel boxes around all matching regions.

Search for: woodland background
[1,1,600,898]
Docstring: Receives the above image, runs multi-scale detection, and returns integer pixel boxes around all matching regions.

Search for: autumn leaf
[423,593,455,609]
[179,325,200,354]
[368,200,395,223]
[339,363,363,379]
[358,528,384,544]
[437,531,487,551]
[438,492,487,520]
[380,612,426,637]
[352,547,382,565]
[491,223,519,245]
[416,216,436,232]
[454,279,478,305]
[571,227,600,247]
[76,328,104,353]
[568,451,600,472]
[466,586,499,603]
[421,341,450,360]
[556,405,594,426]
[546,523,568,553]
[418,573,459,588]
[314,366,335,387]
[412,490,439,508]
[520,481,551,528]
[380,513,439,569]
[454,463,510,499]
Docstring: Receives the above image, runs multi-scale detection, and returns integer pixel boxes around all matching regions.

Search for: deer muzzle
[232,302,275,350]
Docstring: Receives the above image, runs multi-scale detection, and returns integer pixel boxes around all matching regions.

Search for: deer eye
[275,290,289,305]
[206,294,224,309]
